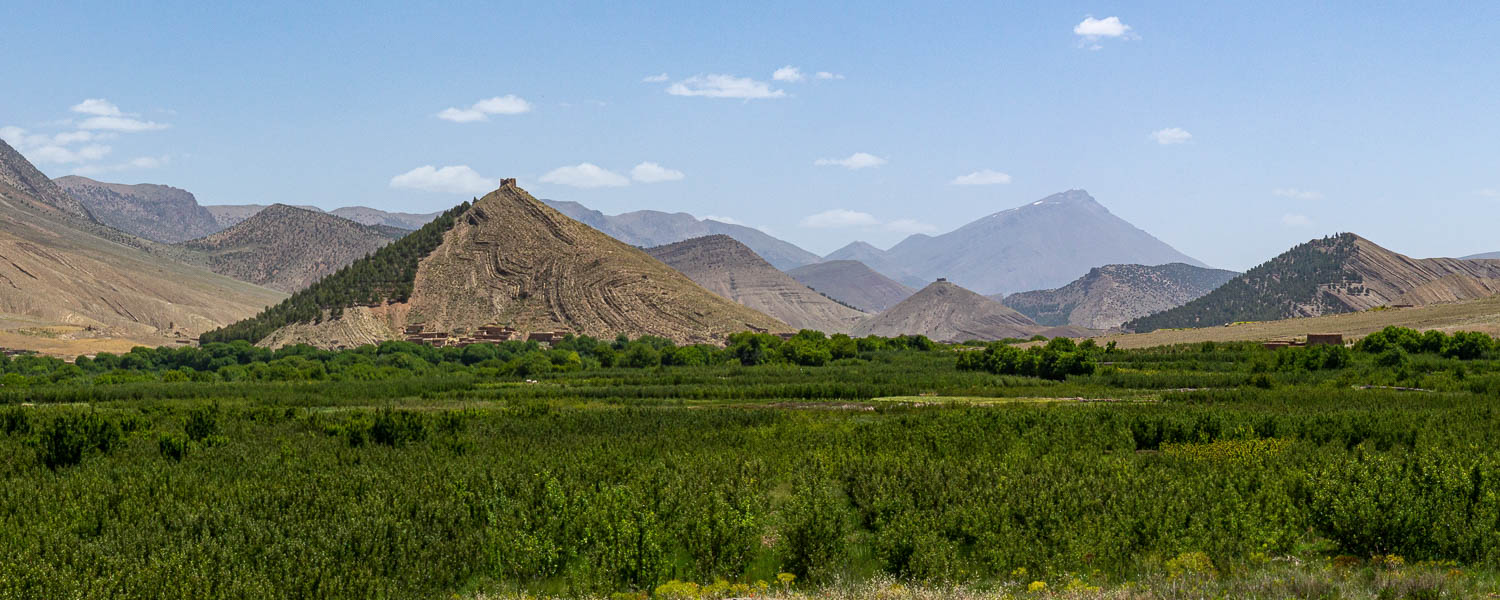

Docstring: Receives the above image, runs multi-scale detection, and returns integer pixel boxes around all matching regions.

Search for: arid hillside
[54,176,221,243]
[852,280,1045,342]
[250,181,789,348]
[0,139,285,347]
[1127,233,1500,332]
[787,259,916,313]
[1002,263,1238,329]
[179,204,401,292]
[647,235,866,333]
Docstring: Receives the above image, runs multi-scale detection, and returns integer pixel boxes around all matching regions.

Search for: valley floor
[3,334,1500,599]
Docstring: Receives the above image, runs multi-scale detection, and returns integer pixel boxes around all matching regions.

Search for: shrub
[158,433,189,461]
[36,412,120,469]
[184,405,220,442]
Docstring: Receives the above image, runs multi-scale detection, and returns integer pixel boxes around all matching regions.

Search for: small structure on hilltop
[527,331,568,344]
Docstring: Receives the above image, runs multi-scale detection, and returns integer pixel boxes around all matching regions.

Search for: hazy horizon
[4,2,1498,270]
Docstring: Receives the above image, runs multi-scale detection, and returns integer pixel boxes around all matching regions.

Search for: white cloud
[800,209,880,228]
[389,165,495,195]
[33,144,113,164]
[703,215,742,225]
[814,71,844,80]
[1477,188,1499,198]
[641,73,670,83]
[951,169,1013,185]
[437,94,534,122]
[1273,188,1324,201]
[772,66,805,82]
[630,162,685,183]
[666,75,786,99]
[1074,16,1132,38]
[539,163,630,188]
[77,116,169,132]
[814,152,887,170]
[72,155,171,176]
[1281,213,1313,227]
[70,98,123,117]
[884,219,940,235]
[1151,127,1192,145]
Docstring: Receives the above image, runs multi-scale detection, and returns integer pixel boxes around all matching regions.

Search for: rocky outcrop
[1002,263,1238,329]
[55,176,221,243]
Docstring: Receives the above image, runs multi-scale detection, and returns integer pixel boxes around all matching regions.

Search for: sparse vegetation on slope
[1003,263,1238,329]
[1126,233,1500,332]
[199,202,469,344]
[178,204,402,292]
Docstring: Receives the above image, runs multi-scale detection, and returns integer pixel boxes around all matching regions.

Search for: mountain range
[646,235,867,333]
[215,181,789,348]
[55,176,222,243]
[543,200,822,271]
[828,190,1207,295]
[0,139,284,346]
[1001,263,1239,329]
[1127,234,1500,332]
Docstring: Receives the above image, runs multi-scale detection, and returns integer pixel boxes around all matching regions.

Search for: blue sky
[3,2,1498,270]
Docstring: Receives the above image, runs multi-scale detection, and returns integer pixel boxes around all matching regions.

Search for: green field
[3,329,1500,599]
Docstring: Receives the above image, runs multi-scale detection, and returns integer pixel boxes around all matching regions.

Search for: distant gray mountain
[544,200,822,271]
[1463,251,1500,260]
[203,204,436,231]
[55,176,221,243]
[823,241,928,288]
[825,190,1206,295]
[788,260,916,312]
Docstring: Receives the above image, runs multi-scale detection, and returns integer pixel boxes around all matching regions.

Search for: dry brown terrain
[262,182,790,347]
[54,176,221,243]
[1001,263,1238,329]
[853,280,1046,342]
[179,204,399,292]
[0,139,286,353]
[1096,296,1500,349]
[787,259,916,313]
[647,235,866,333]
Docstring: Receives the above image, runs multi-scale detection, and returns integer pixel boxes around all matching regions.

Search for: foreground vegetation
[3,327,1500,598]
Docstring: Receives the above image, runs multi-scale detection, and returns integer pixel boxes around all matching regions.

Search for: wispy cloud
[437,95,534,122]
[666,75,786,99]
[0,126,114,164]
[884,219,940,235]
[630,162,685,183]
[801,209,880,228]
[539,163,630,188]
[641,73,669,83]
[389,165,495,194]
[77,116,169,132]
[772,66,805,82]
[70,98,123,117]
[798,209,936,235]
[1477,188,1499,198]
[814,71,844,80]
[703,215,742,225]
[1273,188,1324,201]
[72,155,171,176]
[1151,127,1192,145]
[1281,213,1314,227]
[951,169,1013,185]
[814,152,887,170]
